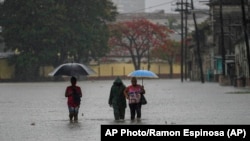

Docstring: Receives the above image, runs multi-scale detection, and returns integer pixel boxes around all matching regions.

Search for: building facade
[111,0,145,13]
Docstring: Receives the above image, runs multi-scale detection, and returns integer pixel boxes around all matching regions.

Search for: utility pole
[191,0,204,83]
[219,0,226,76]
[241,0,250,77]
[181,0,184,82]
[176,0,184,82]
[184,0,189,80]
[176,0,191,82]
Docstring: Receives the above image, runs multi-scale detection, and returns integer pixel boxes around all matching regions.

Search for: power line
[116,0,208,13]
[127,0,177,13]
[145,0,176,11]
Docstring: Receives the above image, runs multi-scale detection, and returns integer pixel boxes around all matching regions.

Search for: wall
[89,62,180,78]
[0,59,14,79]
[0,59,181,80]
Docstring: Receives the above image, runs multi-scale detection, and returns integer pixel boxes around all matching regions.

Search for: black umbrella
[48,62,96,77]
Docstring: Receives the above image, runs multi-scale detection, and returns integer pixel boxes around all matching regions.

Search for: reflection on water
[1,79,250,141]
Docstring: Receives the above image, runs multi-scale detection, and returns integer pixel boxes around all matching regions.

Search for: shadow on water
[67,121,82,129]
[225,91,250,94]
[83,118,150,124]
[55,118,150,131]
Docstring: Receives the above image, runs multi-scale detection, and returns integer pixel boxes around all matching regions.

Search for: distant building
[116,12,208,39]
[111,0,145,13]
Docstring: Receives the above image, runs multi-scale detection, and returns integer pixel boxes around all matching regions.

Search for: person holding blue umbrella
[127,69,159,85]
[124,77,145,121]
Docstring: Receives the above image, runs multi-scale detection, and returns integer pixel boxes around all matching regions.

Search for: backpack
[72,87,81,105]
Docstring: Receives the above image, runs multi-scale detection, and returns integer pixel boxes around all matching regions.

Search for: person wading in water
[65,76,82,122]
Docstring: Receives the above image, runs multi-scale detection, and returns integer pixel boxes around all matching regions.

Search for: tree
[151,40,181,78]
[0,0,117,81]
[109,18,172,70]
[0,1,61,81]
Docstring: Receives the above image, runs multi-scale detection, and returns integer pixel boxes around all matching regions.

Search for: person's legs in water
[119,106,125,120]
[136,104,142,120]
[68,106,74,122]
[129,104,136,120]
[73,112,78,121]
[73,107,79,122]
[69,113,74,122]
[113,105,120,120]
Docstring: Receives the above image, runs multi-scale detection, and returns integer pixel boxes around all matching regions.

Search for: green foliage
[0,0,117,81]
[191,20,211,46]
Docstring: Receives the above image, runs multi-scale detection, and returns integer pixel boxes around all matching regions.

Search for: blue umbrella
[127,70,159,85]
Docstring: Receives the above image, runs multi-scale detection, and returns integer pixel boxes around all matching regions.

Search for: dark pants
[129,103,141,120]
[113,105,125,120]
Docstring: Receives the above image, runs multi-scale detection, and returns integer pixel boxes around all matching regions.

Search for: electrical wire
[127,0,177,13]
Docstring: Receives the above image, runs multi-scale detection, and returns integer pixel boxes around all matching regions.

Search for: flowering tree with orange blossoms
[108,18,173,70]
[151,40,181,78]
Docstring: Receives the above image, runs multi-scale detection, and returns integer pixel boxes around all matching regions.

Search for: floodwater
[1,79,250,141]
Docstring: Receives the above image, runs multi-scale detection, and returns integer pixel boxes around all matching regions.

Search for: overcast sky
[145,0,209,13]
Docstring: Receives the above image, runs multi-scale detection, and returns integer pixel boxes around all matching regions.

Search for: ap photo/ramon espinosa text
[101,125,250,140]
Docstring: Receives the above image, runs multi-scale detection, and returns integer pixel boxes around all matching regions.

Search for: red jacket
[65,86,82,107]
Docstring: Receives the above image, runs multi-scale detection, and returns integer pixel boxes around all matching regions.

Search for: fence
[0,60,181,80]
[87,62,180,79]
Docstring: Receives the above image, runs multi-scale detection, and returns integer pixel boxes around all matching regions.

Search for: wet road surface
[0,79,250,141]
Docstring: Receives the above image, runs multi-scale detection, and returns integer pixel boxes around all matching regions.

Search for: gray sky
[145,0,209,13]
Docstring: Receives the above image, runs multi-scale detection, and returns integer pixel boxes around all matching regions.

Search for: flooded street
[1,79,250,141]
